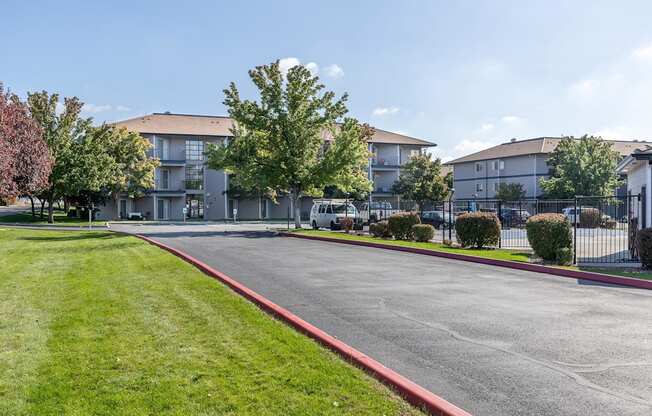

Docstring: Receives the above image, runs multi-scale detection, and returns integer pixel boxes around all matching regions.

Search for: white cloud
[632,43,652,61]
[453,139,494,155]
[55,102,65,115]
[305,62,319,76]
[324,64,344,78]
[480,123,494,131]
[592,126,633,139]
[116,105,131,112]
[278,57,301,77]
[501,115,521,123]
[372,106,400,116]
[82,103,112,113]
[569,79,599,98]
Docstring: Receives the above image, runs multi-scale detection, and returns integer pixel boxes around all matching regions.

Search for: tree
[27,91,89,223]
[540,135,622,199]
[0,85,52,200]
[206,61,372,227]
[495,182,526,201]
[391,153,448,212]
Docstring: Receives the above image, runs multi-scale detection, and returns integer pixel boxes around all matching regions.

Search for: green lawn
[291,229,532,263]
[0,210,106,227]
[0,228,422,415]
[290,229,652,281]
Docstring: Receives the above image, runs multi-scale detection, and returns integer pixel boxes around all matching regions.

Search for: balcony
[185,180,204,191]
[371,158,401,170]
[158,159,186,167]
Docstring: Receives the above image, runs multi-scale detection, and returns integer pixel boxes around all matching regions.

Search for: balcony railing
[185,180,204,190]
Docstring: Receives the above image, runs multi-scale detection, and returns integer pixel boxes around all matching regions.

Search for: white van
[310,200,362,230]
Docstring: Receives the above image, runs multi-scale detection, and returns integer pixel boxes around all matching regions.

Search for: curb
[280,232,652,291]
[134,234,472,416]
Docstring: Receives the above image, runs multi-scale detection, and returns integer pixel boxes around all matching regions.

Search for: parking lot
[113,222,652,416]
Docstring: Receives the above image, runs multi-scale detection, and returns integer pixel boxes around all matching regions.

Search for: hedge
[636,228,652,269]
[369,220,392,239]
[388,212,421,240]
[454,212,501,248]
[526,213,573,263]
[412,224,435,242]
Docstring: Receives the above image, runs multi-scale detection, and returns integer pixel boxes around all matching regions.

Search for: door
[119,199,127,219]
[157,199,168,220]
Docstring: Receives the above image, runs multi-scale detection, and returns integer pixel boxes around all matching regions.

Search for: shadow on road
[137,230,279,239]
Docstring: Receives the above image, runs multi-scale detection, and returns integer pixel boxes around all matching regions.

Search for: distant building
[446,137,649,200]
[95,112,434,221]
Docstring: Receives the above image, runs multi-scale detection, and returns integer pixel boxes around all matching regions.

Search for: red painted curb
[134,234,472,416]
[280,232,652,291]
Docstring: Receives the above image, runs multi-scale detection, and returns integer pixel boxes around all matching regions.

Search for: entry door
[157,199,168,220]
[119,199,127,219]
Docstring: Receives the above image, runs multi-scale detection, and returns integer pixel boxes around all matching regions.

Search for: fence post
[497,200,502,248]
[573,196,578,264]
[448,198,453,241]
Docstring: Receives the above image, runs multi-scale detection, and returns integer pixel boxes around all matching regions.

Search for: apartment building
[95,112,434,221]
[446,137,649,200]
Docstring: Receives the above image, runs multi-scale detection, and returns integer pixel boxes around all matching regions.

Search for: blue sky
[4,1,652,161]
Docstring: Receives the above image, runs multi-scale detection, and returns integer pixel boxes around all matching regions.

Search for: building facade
[95,113,435,221]
[447,137,649,200]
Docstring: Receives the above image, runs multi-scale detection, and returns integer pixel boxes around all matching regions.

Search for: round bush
[526,213,573,262]
[636,228,652,269]
[369,220,392,238]
[454,212,501,248]
[579,207,601,228]
[339,217,353,233]
[388,212,421,240]
[412,224,435,242]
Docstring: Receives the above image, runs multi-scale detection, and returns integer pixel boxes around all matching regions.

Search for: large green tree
[391,153,448,212]
[206,61,372,227]
[495,182,526,201]
[540,135,622,199]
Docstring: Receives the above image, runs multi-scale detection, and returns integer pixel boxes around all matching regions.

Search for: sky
[4,1,652,162]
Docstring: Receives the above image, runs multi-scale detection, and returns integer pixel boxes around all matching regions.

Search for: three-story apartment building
[446,137,649,200]
[96,113,434,221]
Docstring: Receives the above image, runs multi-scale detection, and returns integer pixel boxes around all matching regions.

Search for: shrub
[579,207,601,228]
[369,220,392,239]
[455,212,501,248]
[442,239,453,247]
[412,224,435,242]
[555,247,573,266]
[339,217,353,233]
[604,219,617,229]
[526,213,573,263]
[388,212,421,240]
[636,228,652,269]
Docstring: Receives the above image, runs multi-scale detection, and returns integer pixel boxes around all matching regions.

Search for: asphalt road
[113,223,652,416]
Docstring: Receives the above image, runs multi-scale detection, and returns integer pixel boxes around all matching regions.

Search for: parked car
[561,207,604,225]
[310,200,363,230]
[499,208,530,226]
[420,211,455,229]
[359,201,400,223]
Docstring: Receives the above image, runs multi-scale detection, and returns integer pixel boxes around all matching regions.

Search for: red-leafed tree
[0,84,52,201]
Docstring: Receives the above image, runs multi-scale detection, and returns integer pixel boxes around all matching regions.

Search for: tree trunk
[47,194,54,224]
[63,198,69,213]
[38,197,45,219]
[29,195,35,218]
[291,190,302,229]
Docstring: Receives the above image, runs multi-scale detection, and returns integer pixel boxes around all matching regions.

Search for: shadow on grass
[18,232,125,242]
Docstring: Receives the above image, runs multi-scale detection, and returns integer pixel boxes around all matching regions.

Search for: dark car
[499,208,530,227]
[420,211,455,229]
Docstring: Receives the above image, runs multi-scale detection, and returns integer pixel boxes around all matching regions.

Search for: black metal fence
[352,194,641,264]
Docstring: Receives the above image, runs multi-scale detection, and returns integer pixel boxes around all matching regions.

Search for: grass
[0,210,106,227]
[0,228,422,415]
[291,229,652,282]
[291,229,532,263]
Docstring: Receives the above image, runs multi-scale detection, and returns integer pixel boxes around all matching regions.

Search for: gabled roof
[112,113,435,146]
[447,137,652,164]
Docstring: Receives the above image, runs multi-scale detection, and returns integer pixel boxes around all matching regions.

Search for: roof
[112,113,435,146]
[447,136,652,164]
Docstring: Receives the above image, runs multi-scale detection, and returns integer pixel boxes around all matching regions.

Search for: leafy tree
[206,61,372,227]
[540,135,622,199]
[391,154,448,212]
[0,85,52,200]
[27,91,89,223]
[495,182,526,201]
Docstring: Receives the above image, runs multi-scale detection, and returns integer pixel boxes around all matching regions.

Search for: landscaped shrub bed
[412,224,435,242]
[387,212,420,240]
[636,228,652,269]
[526,213,573,264]
[369,220,392,238]
[339,217,353,233]
[455,212,501,248]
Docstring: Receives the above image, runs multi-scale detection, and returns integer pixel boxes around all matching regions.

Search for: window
[319,204,326,214]
[185,139,204,161]
[155,137,169,159]
[185,165,204,190]
[499,160,505,170]
[475,162,483,172]
[494,182,500,192]
[326,205,333,214]
[476,183,483,192]
[492,160,498,171]
[159,169,169,190]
